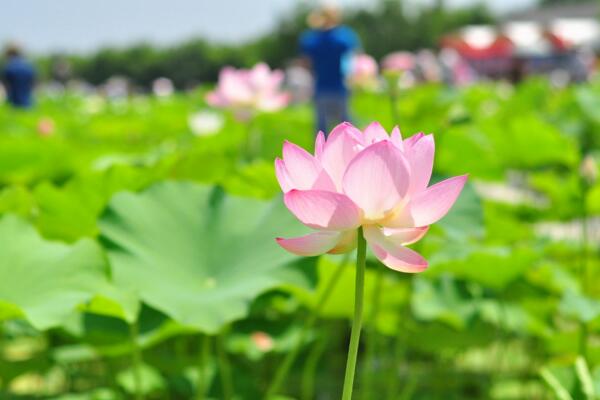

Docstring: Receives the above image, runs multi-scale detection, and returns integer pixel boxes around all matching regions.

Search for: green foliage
[0,79,599,398]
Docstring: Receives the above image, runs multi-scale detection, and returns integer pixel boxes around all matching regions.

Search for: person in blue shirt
[2,44,36,108]
[300,6,359,134]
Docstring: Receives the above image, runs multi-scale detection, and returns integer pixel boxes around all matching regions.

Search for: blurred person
[2,43,36,108]
[300,5,359,134]
[51,56,72,84]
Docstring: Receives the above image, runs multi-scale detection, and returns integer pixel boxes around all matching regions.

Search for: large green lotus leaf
[559,290,600,323]
[477,299,549,337]
[425,246,537,291]
[483,113,578,169]
[0,185,35,218]
[411,275,477,329]
[576,87,600,126]
[98,181,315,333]
[435,125,504,180]
[34,165,164,242]
[0,215,108,330]
[413,275,549,336]
[0,136,77,185]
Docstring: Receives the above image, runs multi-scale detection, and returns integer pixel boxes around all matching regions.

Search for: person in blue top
[2,44,36,108]
[300,6,359,134]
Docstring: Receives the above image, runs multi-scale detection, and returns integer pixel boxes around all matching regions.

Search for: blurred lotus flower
[275,122,467,272]
[382,52,417,97]
[206,63,290,119]
[188,110,224,136]
[349,53,379,90]
[580,155,598,186]
[416,49,442,82]
[381,51,416,74]
[251,331,274,352]
[37,117,55,137]
[152,77,174,97]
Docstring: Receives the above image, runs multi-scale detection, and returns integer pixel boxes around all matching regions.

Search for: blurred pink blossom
[206,63,290,116]
[381,51,416,73]
[349,53,379,90]
[275,122,467,273]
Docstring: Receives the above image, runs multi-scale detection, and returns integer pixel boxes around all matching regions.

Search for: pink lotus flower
[275,122,467,273]
[206,63,290,116]
[381,51,416,73]
[349,54,379,90]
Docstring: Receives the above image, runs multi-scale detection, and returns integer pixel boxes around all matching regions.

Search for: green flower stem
[360,264,384,399]
[0,323,4,391]
[265,253,350,399]
[129,321,143,400]
[216,333,234,400]
[341,227,367,400]
[197,334,211,400]
[578,177,590,359]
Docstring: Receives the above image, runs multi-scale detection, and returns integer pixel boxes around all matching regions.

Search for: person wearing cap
[2,44,36,108]
[300,6,359,134]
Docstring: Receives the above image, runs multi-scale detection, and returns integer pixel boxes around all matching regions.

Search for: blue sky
[2,0,536,54]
